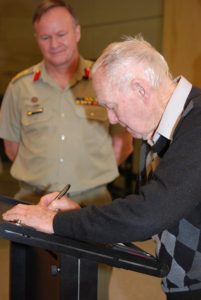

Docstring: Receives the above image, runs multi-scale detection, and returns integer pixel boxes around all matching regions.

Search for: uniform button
[61,135,65,141]
[60,158,64,163]
[90,112,95,117]
[61,113,65,118]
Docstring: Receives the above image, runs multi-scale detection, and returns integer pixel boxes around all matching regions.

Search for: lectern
[0,195,168,300]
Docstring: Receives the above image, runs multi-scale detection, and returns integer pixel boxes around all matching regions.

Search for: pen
[53,184,71,200]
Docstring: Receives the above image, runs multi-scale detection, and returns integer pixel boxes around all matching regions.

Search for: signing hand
[2,203,56,234]
[39,192,81,212]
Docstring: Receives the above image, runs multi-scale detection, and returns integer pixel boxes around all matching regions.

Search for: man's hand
[2,192,80,234]
[2,203,56,234]
[40,192,81,212]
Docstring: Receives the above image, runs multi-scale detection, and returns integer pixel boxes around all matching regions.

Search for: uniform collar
[68,56,92,88]
[33,62,49,83]
[33,58,92,89]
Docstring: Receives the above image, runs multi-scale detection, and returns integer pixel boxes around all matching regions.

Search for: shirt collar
[151,76,192,145]
[33,61,52,84]
[68,56,90,87]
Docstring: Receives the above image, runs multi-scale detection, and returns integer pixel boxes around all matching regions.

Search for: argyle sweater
[154,216,201,293]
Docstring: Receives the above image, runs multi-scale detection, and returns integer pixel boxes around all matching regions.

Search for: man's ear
[130,78,150,102]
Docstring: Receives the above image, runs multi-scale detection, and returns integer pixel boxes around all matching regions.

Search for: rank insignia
[83,67,90,79]
[75,97,98,106]
[33,70,41,81]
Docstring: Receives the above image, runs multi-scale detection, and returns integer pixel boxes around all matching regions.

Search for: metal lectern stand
[0,195,168,300]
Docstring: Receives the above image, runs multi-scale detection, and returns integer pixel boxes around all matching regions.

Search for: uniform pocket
[21,104,52,129]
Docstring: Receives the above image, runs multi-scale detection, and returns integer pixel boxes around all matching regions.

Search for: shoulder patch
[11,67,34,84]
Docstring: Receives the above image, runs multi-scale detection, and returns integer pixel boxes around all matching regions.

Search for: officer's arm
[112,131,133,166]
[4,140,19,161]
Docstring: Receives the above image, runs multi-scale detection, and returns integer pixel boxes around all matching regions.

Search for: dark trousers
[167,289,201,300]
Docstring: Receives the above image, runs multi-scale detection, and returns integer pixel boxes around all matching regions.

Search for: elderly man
[3,36,201,300]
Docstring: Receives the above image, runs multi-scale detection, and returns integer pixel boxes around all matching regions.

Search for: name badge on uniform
[27,97,44,116]
[27,107,44,116]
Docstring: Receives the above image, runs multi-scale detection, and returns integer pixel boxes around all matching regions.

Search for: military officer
[0,0,133,206]
[0,2,133,300]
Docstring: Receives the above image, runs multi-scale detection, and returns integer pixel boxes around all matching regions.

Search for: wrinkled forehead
[92,65,121,90]
[92,71,123,108]
[92,73,109,101]
[92,68,104,89]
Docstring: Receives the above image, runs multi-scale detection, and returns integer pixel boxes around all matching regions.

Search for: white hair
[92,35,172,88]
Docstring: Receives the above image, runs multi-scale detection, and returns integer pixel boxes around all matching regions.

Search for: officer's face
[34,7,81,68]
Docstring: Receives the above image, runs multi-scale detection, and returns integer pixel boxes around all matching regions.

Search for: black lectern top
[0,195,168,278]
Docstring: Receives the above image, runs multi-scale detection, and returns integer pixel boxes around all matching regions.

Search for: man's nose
[50,36,59,48]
